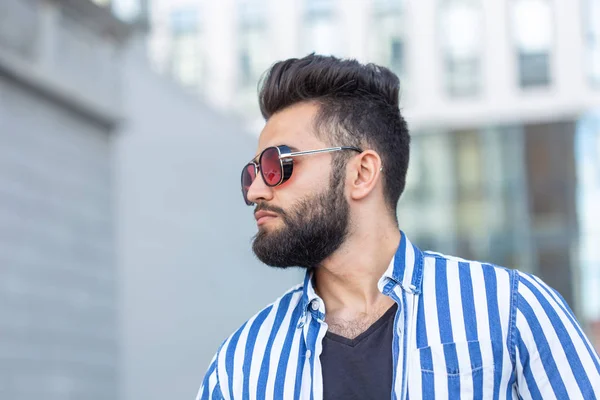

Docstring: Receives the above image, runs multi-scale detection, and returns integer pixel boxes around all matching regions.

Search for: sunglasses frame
[242,144,363,205]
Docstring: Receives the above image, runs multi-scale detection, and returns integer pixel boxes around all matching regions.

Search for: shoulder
[513,269,576,322]
[420,250,519,329]
[421,250,517,284]
[207,283,306,398]
[214,283,305,369]
[198,283,307,399]
[512,271,600,397]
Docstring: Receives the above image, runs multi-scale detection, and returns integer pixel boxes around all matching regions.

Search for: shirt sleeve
[513,271,600,399]
[196,352,224,400]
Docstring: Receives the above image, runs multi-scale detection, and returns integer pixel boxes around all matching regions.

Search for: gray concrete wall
[0,76,117,400]
[0,1,301,399]
[0,1,124,398]
[116,42,302,400]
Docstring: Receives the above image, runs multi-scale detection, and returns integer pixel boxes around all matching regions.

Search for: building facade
[134,0,600,349]
[135,0,599,123]
[105,0,600,354]
[0,0,130,398]
[1,1,303,400]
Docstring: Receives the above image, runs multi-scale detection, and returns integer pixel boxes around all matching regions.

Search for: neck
[313,219,401,317]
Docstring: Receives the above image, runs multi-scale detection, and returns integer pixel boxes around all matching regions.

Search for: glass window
[305,0,335,18]
[398,131,456,253]
[453,130,486,257]
[239,0,266,26]
[401,127,531,270]
[370,8,406,79]
[585,0,600,86]
[238,28,267,87]
[512,0,553,88]
[303,0,340,55]
[390,39,404,74]
[439,1,483,96]
[171,35,202,87]
[455,130,483,195]
[575,112,600,353]
[237,0,269,89]
[373,0,404,13]
[170,8,199,35]
[168,7,204,90]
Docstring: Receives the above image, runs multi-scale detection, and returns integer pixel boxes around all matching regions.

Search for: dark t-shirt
[320,303,397,400]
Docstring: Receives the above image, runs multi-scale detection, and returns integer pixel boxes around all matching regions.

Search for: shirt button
[306,350,312,359]
[310,300,320,311]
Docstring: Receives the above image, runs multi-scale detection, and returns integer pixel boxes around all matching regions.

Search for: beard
[251,170,350,269]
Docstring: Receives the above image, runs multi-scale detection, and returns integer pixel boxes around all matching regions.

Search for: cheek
[279,167,327,197]
[296,159,331,184]
[273,158,332,202]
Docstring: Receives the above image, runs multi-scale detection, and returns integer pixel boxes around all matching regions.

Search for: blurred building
[0,0,129,398]
[138,0,600,123]
[126,0,600,347]
[115,42,302,400]
[1,1,302,400]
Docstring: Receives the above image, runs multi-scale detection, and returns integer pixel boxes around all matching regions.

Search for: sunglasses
[241,145,363,205]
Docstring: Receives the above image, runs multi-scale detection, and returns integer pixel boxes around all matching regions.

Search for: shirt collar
[300,230,424,314]
[378,230,424,295]
[300,269,319,314]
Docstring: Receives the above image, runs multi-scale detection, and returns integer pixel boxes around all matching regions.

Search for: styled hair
[258,54,410,215]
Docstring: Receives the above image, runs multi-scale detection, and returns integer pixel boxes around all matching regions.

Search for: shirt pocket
[411,341,495,399]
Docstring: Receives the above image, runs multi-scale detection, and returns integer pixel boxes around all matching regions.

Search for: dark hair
[258,54,410,216]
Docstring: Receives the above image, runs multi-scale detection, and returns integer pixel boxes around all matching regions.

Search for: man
[197,55,600,399]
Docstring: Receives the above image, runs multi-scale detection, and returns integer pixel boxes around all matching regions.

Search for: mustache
[254,202,286,216]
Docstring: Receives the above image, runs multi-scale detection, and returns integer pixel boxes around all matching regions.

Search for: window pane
[446,57,480,96]
[455,130,483,195]
[171,35,202,86]
[170,9,199,35]
[370,6,406,81]
[398,132,455,252]
[239,0,266,26]
[585,0,600,85]
[519,52,550,87]
[512,0,553,88]
[512,0,552,53]
[373,0,404,13]
[390,39,404,75]
[167,7,204,90]
[304,15,339,55]
[440,3,482,59]
[439,2,483,97]
[238,26,268,87]
[371,20,405,77]
[575,114,600,324]
[305,0,334,17]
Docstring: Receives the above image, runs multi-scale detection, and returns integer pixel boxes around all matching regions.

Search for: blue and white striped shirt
[197,232,600,399]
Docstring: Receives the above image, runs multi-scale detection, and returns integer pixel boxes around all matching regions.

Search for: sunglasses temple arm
[283,147,361,158]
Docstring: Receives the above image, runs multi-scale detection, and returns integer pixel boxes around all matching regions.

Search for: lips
[255,210,278,225]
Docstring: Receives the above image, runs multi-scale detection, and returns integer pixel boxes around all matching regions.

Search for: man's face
[246,103,351,269]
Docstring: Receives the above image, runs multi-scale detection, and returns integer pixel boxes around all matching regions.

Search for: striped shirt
[197,232,600,399]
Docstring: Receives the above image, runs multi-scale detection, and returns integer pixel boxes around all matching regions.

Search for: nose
[246,171,274,204]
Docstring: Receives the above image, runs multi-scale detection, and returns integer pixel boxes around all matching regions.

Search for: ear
[347,150,383,201]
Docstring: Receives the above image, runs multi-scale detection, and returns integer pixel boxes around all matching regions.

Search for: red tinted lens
[241,163,256,204]
[260,147,282,186]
